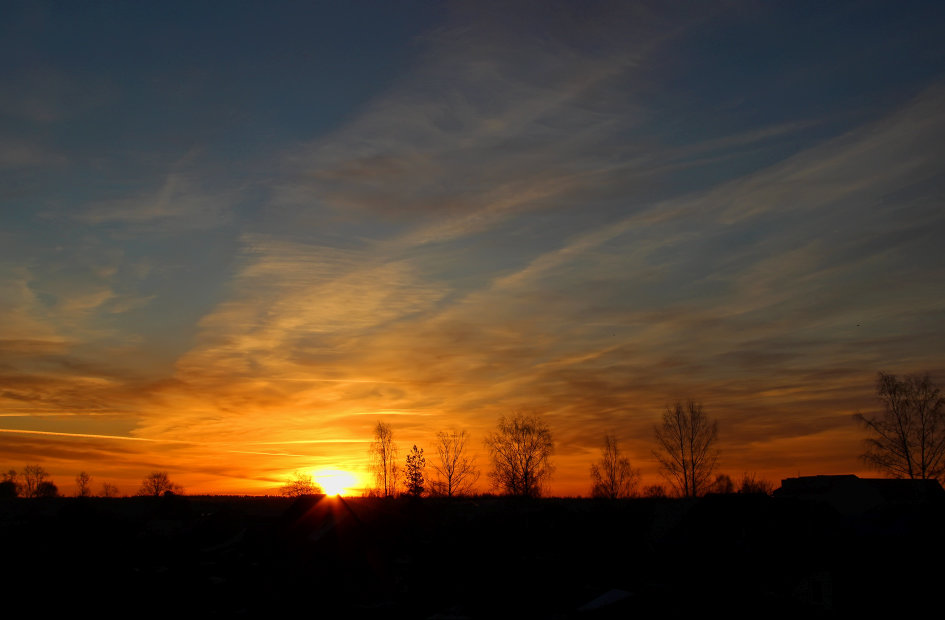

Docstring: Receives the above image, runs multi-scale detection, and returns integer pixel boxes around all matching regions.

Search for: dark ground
[1,493,942,618]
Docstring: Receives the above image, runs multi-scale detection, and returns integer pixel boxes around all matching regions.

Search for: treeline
[356,406,774,500]
[7,370,941,499]
[0,467,175,498]
[1,465,60,498]
[356,370,944,498]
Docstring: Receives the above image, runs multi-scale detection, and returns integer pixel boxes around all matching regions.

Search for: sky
[2,1,944,496]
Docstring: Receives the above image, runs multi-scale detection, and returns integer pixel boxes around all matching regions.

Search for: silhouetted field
[1,493,942,618]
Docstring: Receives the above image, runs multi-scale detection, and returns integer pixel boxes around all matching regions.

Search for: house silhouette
[774,474,945,516]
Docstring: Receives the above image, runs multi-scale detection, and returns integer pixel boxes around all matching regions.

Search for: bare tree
[709,473,735,494]
[138,471,182,496]
[100,482,120,497]
[653,400,719,497]
[280,471,322,497]
[590,434,640,498]
[75,471,92,498]
[430,430,480,497]
[855,371,945,481]
[403,445,425,497]
[484,412,554,497]
[737,472,774,495]
[22,464,51,498]
[369,421,398,497]
[643,484,667,498]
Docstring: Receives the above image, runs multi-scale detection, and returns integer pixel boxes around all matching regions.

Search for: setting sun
[312,469,360,496]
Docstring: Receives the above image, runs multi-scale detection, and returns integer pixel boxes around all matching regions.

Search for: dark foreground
[1,493,942,618]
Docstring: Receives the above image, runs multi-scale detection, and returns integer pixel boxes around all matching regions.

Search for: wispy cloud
[79,170,234,231]
[151,81,945,488]
[271,5,713,247]
[104,10,939,490]
[4,3,944,494]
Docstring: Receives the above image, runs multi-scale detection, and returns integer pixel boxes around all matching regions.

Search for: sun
[312,469,359,496]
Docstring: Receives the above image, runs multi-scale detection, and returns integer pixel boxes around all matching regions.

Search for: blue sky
[2,1,944,494]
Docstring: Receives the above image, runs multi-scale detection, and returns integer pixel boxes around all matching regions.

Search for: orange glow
[312,468,360,496]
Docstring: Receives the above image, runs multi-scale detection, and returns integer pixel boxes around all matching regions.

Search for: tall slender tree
[653,400,719,497]
[369,421,399,497]
[75,471,92,497]
[590,434,639,498]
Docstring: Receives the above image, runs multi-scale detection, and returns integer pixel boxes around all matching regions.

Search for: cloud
[0,260,161,442]
[270,4,713,248]
[126,234,449,447]
[0,265,61,342]
[5,4,943,494]
[79,171,233,231]
[123,34,944,493]
[0,244,151,341]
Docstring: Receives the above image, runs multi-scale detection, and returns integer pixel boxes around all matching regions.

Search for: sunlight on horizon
[312,468,361,496]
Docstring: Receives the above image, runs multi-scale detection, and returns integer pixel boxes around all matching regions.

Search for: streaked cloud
[78,161,235,232]
[2,2,943,495]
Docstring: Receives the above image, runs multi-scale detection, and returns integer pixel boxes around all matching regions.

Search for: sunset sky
[2,1,944,496]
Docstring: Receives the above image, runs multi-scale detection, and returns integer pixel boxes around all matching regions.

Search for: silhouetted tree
[100,482,120,497]
[75,471,92,498]
[280,471,322,496]
[35,481,58,497]
[855,371,945,481]
[653,400,719,497]
[485,412,554,497]
[0,469,20,497]
[590,434,640,498]
[643,484,667,498]
[430,429,480,497]
[22,464,51,498]
[370,421,398,497]
[138,471,181,496]
[404,445,425,497]
[738,472,774,495]
[709,473,735,494]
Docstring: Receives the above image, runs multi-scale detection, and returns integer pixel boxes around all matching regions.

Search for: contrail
[0,428,349,457]
[0,412,120,417]
[0,428,180,442]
